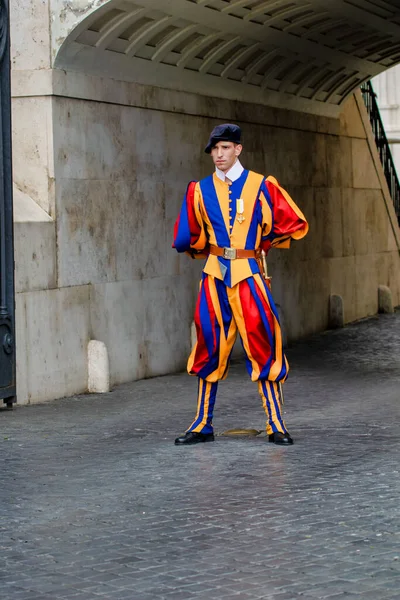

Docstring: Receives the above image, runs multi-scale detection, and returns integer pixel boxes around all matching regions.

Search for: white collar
[215,159,244,183]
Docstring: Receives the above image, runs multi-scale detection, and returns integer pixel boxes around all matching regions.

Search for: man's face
[211,141,242,173]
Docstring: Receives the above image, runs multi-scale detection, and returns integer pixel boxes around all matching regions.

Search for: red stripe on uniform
[192,286,210,371]
[265,180,305,237]
[186,181,202,245]
[239,280,272,367]
[253,280,275,334]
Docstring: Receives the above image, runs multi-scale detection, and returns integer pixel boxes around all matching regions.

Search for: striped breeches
[186,273,289,435]
[188,273,288,382]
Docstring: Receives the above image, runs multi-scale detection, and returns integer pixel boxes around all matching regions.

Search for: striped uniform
[173,169,308,435]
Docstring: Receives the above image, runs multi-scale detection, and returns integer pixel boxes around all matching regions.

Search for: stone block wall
[11,68,400,403]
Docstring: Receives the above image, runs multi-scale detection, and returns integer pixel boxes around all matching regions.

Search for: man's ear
[235,144,243,156]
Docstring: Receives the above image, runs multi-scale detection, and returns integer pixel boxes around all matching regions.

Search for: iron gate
[0,0,15,408]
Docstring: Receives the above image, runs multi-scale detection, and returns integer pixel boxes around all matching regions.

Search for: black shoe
[269,432,294,445]
[174,431,215,445]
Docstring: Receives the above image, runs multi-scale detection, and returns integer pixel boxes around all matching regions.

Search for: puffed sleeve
[173,181,209,258]
[259,175,308,254]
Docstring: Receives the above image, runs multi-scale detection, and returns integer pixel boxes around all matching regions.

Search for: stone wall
[11,67,400,403]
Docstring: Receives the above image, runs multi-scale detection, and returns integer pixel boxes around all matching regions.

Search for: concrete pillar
[88,340,110,393]
[378,285,394,314]
[329,294,344,329]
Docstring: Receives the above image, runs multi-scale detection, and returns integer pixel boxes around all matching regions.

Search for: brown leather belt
[209,245,260,260]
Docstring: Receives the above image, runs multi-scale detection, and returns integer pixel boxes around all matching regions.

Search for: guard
[173,124,308,445]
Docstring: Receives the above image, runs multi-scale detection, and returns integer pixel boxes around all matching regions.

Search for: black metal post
[0,0,16,408]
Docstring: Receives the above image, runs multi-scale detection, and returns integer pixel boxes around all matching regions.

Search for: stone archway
[55,0,400,116]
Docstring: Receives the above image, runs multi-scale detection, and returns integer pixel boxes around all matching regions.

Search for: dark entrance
[0,0,15,408]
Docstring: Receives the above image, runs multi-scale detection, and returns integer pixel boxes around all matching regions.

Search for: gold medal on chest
[236,198,245,224]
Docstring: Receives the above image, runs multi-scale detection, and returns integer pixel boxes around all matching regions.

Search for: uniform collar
[215,159,244,183]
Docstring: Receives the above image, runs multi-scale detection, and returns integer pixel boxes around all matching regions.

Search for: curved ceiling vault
[55,0,400,115]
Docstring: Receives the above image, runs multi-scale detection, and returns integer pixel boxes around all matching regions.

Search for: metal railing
[361,81,400,226]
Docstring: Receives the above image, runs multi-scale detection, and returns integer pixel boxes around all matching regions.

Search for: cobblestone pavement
[1,312,400,600]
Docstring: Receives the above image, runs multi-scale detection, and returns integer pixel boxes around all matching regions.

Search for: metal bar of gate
[0,0,16,407]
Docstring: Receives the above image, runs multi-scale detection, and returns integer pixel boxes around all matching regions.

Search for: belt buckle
[223,247,237,260]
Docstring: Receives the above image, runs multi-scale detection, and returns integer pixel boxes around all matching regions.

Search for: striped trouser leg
[187,378,219,434]
[258,380,288,435]
[228,274,288,383]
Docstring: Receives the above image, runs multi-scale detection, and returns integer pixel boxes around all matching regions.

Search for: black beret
[204,123,242,154]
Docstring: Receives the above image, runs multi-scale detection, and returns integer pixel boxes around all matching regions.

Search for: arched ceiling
[55,0,400,115]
